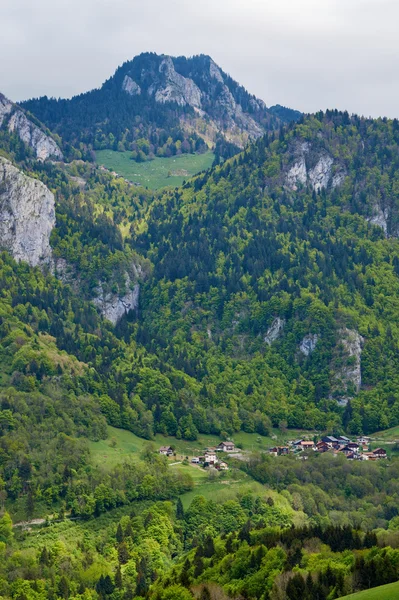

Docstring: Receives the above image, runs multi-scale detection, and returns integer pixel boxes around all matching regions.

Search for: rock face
[92,275,140,325]
[367,204,389,237]
[264,318,285,345]
[119,54,272,145]
[0,157,55,266]
[122,75,141,96]
[152,57,202,108]
[0,92,63,161]
[299,334,319,356]
[339,328,364,393]
[286,142,345,192]
[0,94,13,127]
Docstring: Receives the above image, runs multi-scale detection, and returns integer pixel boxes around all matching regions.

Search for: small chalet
[361,452,377,461]
[337,435,351,444]
[292,439,303,447]
[321,436,338,447]
[300,441,315,451]
[357,436,371,445]
[159,446,174,456]
[269,446,289,456]
[346,442,360,453]
[372,448,387,459]
[316,441,329,453]
[218,441,235,452]
[204,451,218,465]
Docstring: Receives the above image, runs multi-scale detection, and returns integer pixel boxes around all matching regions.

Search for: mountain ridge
[20,52,301,161]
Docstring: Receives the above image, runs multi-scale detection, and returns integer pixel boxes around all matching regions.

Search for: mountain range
[1,51,399,600]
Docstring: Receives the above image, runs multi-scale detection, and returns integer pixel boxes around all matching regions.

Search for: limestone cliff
[264,318,285,345]
[286,141,345,192]
[92,275,140,325]
[0,93,63,161]
[0,157,55,266]
[330,328,364,405]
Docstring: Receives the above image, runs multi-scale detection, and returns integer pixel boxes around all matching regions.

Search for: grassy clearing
[88,426,318,470]
[96,150,215,189]
[88,426,312,520]
[371,425,399,443]
[337,581,399,599]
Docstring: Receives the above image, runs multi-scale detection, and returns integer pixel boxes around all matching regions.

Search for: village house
[204,451,218,465]
[361,452,377,461]
[321,436,339,448]
[316,441,329,453]
[159,446,174,456]
[292,439,303,448]
[372,448,387,459]
[269,446,289,456]
[300,440,315,451]
[357,436,371,445]
[217,441,235,452]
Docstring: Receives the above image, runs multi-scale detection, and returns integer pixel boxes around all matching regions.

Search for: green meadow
[96,150,215,189]
[337,581,399,600]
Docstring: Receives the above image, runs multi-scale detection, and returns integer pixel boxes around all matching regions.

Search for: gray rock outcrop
[0,157,55,266]
[339,328,364,392]
[286,142,345,192]
[122,75,141,96]
[92,274,139,325]
[299,334,319,356]
[264,318,285,345]
[152,57,202,108]
[0,92,63,161]
[367,205,389,237]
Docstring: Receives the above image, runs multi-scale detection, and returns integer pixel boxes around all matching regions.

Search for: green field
[372,425,399,443]
[88,425,317,470]
[96,150,215,189]
[338,581,399,599]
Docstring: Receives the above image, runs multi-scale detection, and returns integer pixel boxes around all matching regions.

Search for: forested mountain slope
[2,97,399,600]
[131,111,399,436]
[20,53,300,162]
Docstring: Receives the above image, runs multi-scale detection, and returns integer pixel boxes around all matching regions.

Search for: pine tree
[58,575,70,599]
[176,497,184,520]
[116,522,124,543]
[115,565,123,589]
[117,541,129,564]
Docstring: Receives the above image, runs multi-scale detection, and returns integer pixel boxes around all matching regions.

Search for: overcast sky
[2,0,399,118]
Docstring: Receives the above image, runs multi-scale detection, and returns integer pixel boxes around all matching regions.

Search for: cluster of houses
[269,435,387,461]
[159,441,237,470]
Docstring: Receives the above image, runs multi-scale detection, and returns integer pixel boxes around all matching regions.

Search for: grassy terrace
[96,150,215,189]
[337,581,399,599]
[88,425,316,469]
[88,426,315,513]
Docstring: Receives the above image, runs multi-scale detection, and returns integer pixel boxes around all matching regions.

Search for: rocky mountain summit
[0,93,63,161]
[119,54,266,141]
[0,157,55,266]
[20,53,300,156]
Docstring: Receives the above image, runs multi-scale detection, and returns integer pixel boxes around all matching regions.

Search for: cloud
[1,0,399,117]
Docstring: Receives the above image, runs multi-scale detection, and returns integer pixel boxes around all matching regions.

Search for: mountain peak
[20,53,300,159]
